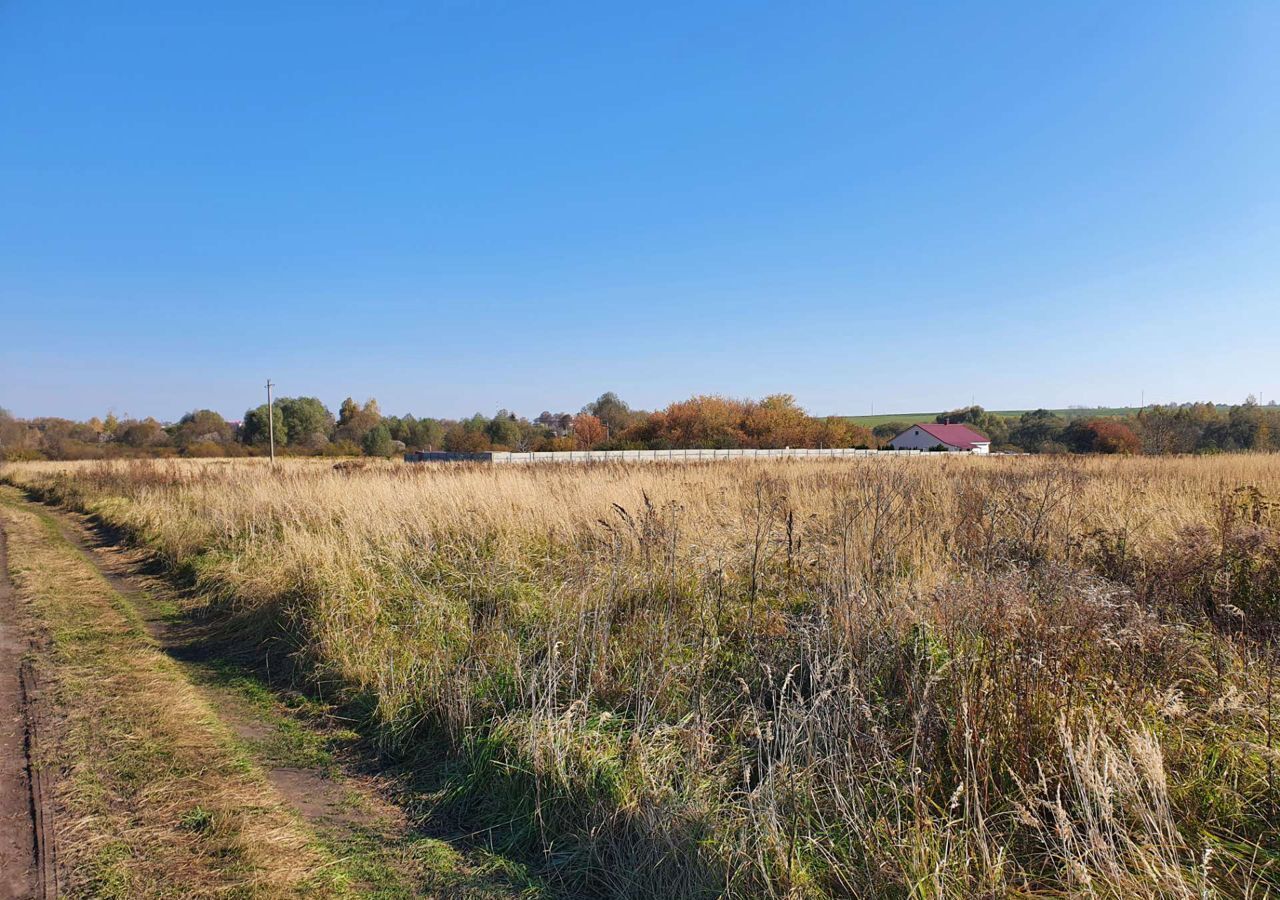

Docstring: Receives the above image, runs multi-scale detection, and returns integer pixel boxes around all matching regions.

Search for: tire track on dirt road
[7,490,542,899]
[0,519,55,900]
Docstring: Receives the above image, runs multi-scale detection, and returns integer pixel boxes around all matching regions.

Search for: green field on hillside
[843,408,1142,428]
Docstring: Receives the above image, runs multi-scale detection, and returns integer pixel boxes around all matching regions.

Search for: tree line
[1,393,1276,461]
[868,400,1274,455]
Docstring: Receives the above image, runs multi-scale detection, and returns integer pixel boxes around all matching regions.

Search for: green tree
[384,415,412,443]
[407,418,446,450]
[338,397,360,427]
[335,397,382,445]
[872,421,910,442]
[173,409,234,447]
[1227,399,1269,451]
[484,412,522,448]
[117,418,171,448]
[936,405,1009,446]
[443,419,490,452]
[583,392,635,433]
[1008,409,1065,452]
[361,423,394,457]
[277,397,334,447]
[241,404,287,446]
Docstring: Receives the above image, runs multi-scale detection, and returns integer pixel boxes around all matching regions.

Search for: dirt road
[0,521,38,899]
[0,487,538,898]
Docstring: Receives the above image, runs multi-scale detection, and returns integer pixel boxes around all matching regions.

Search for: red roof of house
[908,422,990,450]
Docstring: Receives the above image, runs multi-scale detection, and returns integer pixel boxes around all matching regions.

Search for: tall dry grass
[3,454,1278,898]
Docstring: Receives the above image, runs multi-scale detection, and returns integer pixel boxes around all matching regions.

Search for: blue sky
[2,2,1277,422]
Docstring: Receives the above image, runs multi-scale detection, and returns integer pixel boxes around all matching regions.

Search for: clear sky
[2,2,1277,422]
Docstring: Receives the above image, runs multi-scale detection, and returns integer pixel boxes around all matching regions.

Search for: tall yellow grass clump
[4,454,1278,898]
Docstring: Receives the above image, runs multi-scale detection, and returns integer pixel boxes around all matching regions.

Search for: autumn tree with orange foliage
[742,394,811,447]
[571,413,608,449]
[535,435,577,452]
[811,416,876,449]
[1078,419,1141,454]
[628,396,748,448]
[617,394,877,450]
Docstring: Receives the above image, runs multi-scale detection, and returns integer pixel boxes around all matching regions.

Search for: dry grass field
[3,454,1279,898]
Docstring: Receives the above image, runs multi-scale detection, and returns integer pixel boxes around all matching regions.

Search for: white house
[889,422,991,454]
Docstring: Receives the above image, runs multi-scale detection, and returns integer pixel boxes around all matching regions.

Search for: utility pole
[265,379,276,465]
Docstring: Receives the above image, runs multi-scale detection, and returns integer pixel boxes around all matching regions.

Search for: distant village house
[888,422,991,454]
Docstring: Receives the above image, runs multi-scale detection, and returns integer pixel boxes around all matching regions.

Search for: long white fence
[405,447,924,465]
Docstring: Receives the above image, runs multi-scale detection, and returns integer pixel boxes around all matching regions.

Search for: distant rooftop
[911,422,990,450]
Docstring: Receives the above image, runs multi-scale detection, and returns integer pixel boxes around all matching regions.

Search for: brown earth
[0,521,43,899]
